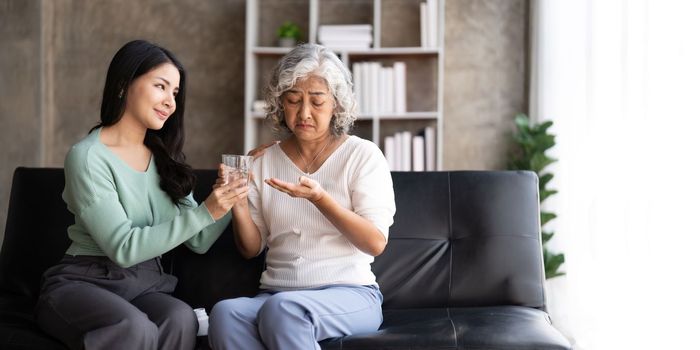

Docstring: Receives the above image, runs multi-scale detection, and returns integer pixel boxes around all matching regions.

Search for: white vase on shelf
[278,38,296,48]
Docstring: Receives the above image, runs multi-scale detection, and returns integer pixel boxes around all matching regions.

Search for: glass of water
[221,154,253,186]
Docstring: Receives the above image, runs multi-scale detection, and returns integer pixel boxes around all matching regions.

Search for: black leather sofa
[0,167,571,349]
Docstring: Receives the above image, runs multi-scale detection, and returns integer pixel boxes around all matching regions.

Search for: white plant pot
[278,38,296,48]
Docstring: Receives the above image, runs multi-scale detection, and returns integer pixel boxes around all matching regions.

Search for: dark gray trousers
[35,255,197,350]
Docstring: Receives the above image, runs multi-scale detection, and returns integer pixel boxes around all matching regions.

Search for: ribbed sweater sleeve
[62,130,229,267]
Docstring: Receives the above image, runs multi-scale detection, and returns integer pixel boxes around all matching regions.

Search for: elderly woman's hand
[265,176,325,203]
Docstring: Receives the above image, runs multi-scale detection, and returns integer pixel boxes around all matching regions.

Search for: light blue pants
[208,285,383,350]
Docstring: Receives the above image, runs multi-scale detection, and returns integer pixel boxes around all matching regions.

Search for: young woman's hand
[265,176,325,203]
[205,164,249,219]
[247,141,279,160]
[213,163,228,189]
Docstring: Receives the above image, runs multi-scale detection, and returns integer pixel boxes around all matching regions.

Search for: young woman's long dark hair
[93,39,195,204]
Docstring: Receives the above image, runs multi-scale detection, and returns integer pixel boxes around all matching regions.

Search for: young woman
[34,40,240,350]
[208,43,396,350]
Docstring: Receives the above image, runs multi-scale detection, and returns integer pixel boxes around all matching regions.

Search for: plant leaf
[547,271,566,279]
[533,133,556,152]
[536,120,554,134]
[542,231,554,244]
[541,211,557,226]
[514,114,530,129]
[539,173,554,190]
[540,189,558,202]
[530,153,557,173]
[508,158,530,171]
[543,249,566,279]
[510,114,565,280]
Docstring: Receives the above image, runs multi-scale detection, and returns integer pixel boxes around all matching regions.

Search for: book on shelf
[384,68,394,114]
[393,62,406,114]
[352,61,405,115]
[352,62,361,112]
[318,24,372,34]
[384,136,396,171]
[318,24,373,50]
[378,67,394,114]
[384,131,413,171]
[400,131,411,171]
[412,135,425,171]
[369,63,380,115]
[385,134,397,171]
[354,62,365,114]
[421,0,439,48]
[377,68,387,114]
[359,62,371,114]
[420,2,428,47]
[382,126,436,172]
[318,33,373,42]
[423,126,436,171]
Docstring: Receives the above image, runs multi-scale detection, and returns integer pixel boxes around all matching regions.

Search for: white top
[248,136,396,290]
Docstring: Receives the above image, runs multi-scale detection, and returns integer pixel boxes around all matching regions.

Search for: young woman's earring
[118,89,124,99]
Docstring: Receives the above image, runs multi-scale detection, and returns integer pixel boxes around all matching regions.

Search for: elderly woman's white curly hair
[264,43,358,136]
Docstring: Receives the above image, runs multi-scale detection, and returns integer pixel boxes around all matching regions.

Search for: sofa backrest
[0,168,72,300]
[375,171,546,310]
[1,168,546,312]
[172,170,547,311]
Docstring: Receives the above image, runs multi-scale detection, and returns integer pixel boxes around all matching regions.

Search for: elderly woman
[208,44,396,349]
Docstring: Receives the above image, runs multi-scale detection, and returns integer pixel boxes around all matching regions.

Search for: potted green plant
[277,21,302,47]
[508,113,565,279]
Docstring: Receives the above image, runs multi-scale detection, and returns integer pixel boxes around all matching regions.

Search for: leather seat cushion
[320,306,570,350]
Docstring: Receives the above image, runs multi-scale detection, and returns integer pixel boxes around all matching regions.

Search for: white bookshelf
[244,0,444,170]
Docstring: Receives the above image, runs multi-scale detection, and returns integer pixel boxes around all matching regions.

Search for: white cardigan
[248,136,396,290]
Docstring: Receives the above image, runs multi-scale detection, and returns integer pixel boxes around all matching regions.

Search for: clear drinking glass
[221,154,253,186]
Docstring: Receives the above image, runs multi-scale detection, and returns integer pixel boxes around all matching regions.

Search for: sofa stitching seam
[447,307,458,347]
[447,172,453,307]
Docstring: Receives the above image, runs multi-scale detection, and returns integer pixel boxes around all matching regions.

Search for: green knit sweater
[62,128,231,267]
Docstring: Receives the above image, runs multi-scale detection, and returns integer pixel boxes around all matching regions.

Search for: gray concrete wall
[0,0,528,243]
[0,0,43,245]
[443,0,529,170]
[44,0,247,167]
